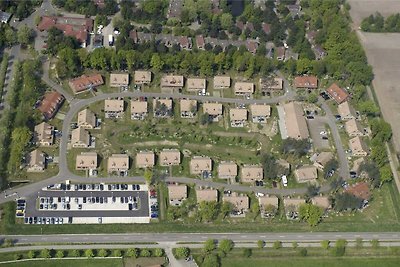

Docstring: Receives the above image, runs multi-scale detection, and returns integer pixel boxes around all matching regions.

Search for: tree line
[361,12,400,32]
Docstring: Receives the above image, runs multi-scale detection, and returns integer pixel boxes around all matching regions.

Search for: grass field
[1,258,123,267]
[220,257,400,267]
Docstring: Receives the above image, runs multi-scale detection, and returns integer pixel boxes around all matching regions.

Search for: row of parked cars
[25,217,64,224]
[149,188,158,218]
[15,199,26,217]
[72,183,141,191]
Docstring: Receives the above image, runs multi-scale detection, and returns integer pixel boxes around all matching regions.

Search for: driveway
[307,117,330,150]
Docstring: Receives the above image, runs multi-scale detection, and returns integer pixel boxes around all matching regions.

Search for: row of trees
[52,0,118,16]
[361,13,400,33]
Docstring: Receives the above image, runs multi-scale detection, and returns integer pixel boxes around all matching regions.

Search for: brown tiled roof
[262,23,271,34]
[345,182,371,200]
[294,76,318,89]
[38,91,65,120]
[326,83,349,104]
[69,74,104,94]
[196,35,205,48]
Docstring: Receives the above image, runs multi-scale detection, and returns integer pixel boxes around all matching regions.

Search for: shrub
[14,253,22,260]
[257,240,265,249]
[55,250,64,258]
[243,248,252,258]
[292,242,298,249]
[70,249,80,257]
[174,247,190,259]
[98,249,108,257]
[273,241,282,249]
[153,248,164,257]
[321,240,330,249]
[40,249,51,259]
[126,248,139,258]
[85,249,94,258]
[140,249,151,257]
[218,239,234,253]
[27,250,35,259]
[371,239,379,249]
[113,249,122,257]
[299,248,307,257]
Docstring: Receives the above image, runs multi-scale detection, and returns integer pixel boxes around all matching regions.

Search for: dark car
[136,185,140,190]
[100,184,104,190]
[128,203,133,210]
[151,213,158,218]
[108,184,112,190]
[100,197,103,204]
[120,197,124,203]
[350,171,357,178]
[83,197,87,203]
[83,184,87,190]
[96,197,100,203]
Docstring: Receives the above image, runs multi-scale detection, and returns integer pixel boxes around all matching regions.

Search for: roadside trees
[126,248,139,258]
[85,249,94,258]
[174,247,190,259]
[55,250,65,258]
[203,239,216,253]
[219,239,234,254]
[257,240,265,249]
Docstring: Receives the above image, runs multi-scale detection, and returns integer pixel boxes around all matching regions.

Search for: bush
[85,249,94,258]
[273,241,282,249]
[299,248,307,257]
[371,239,379,249]
[243,248,252,258]
[219,239,234,253]
[55,250,64,258]
[202,254,220,267]
[113,249,122,257]
[292,242,298,249]
[203,239,216,253]
[257,240,265,249]
[140,249,151,257]
[153,248,164,257]
[70,249,81,257]
[321,240,330,249]
[174,247,190,259]
[98,249,108,257]
[40,249,51,259]
[126,248,139,258]
[27,250,36,259]
[14,253,22,260]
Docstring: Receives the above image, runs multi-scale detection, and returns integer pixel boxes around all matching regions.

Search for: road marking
[260,236,266,238]
[62,237,69,240]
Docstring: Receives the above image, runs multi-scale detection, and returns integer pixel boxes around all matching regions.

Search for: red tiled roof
[38,91,65,120]
[262,23,271,34]
[196,35,205,48]
[294,76,318,89]
[179,36,190,48]
[345,182,371,200]
[246,40,258,54]
[68,74,104,94]
[326,83,349,104]
[129,30,138,43]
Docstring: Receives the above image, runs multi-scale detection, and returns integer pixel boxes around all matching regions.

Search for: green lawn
[220,257,400,267]
[1,258,123,267]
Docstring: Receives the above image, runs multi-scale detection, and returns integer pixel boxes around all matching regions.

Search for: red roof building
[294,76,318,89]
[68,74,104,94]
[245,22,254,32]
[179,36,192,50]
[38,91,65,120]
[262,23,271,34]
[246,40,258,54]
[326,83,350,104]
[196,35,205,50]
[129,30,138,44]
[37,16,93,47]
[345,182,371,200]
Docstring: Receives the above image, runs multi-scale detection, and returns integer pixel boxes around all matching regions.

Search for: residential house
[109,73,129,88]
[134,71,152,84]
[276,47,285,60]
[223,193,249,213]
[104,99,124,119]
[0,11,12,23]
[326,83,350,104]
[153,98,173,118]
[37,16,93,47]
[246,40,258,54]
[311,196,331,210]
[130,99,148,120]
[230,108,247,127]
[345,182,371,200]
[196,188,218,203]
[76,152,98,170]
[186,78,206,92]
[282,102,309,140]
[77,108,96,129]
[33,122,54,146]
[71,127,90,148]
[283,197,306,219]
[196,35,205,50]
[68,74,104,94]
[294,76,318,89]
[313,45,327,60]
[27,149,45,173]
[241,165,263,183]
[345,118,364,137]
[159,149,181,166]
[160,75,184,93]
[168,184,187,206]
[179,36,192,50]
[203,102,223,121]
[295,165,318,183]
[38,91,65,120]
[234,82,254,95]
[250,104,271,123]
[190,156,212,175]
[349,136,369,157]
[287,4,302,17]
[260,77,283,93]
[284,48,299,61]
[213,76,231,89]
[167,0,183,19]
[129,29,138,43]
[136,151,155,169]
[338,101,357,120]
[180,99,197,118]
[262,22,271,34]
[218,162,238,179]
[245,22,254,31]
[107,154,129,173]
[313,152,334,171]
[259,195,279,218]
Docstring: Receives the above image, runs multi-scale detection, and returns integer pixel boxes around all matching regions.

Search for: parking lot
[21,182,154,224]
[307,117,330,150]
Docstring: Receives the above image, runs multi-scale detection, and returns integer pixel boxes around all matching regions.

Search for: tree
[70,249,80,257]
[334,193,363,211]
[273,241,282,249]
[150,54,164,71]
[371,239,380,249]
[7,127,31,174]
[98,248,108,257]
[219,239,234,254]
[3,239,13,247]
[380,165,393,185]
[204,239,216,253]
[243,248,252,257]
[85,249,94,258]
[153,248,164,257]
[198,201,220,222]
[332,239,347,257]
[202,254,220,267]
[292,241,299,249]
[27,250,36,259]
[55,250,64,258]
[14,253,22,260]
[40,249,51,259]
[200,113,212,125]
[358,100,380,117]
[140,249,151,257]
[220,13,233,29]
[299,248,307,257]
[174,247,190,259]
[257,240,265,249]
[307,93,318,103]
[144,168,153,185]
[299,204,323,227]
[126,248,139,258]
[355,238,363,248]
[113,249,122,257]
[281,138,310,156]
[17,25,34,46]
[321,240,330,250]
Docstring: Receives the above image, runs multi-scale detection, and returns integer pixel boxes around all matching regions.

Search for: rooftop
[283,102,309,140]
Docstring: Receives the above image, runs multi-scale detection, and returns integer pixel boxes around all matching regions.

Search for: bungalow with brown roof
[295,165,318,183]
[71,127,90,148]
[313,152,334,171]
[223,193,249,214]
[130,99,148,120]
[180,99,197,118]
[27,149,45,173]
[187,78,206,92]
[109,73,129,88]
[179,36,192,50]
[345,182,371,200]
[276,47,285,60]
[76,152,98,170]
[260,77,283,94]
[250,104,271,123]
[168,184,187,206]
[262,22,271,34]
[326,83,349,104]
[190,156,212,175]
[282,102,309,140]
[349,136,369,157]
[345,118,364,137]
[196,35,205,50]
[213,76,231,89]
[203,102,223,122]
[107,154,129,173]
[230,108,247,127]
[241,165,263,183]
[153,98,173,118]
[68,74,104,94]
[283,197,306,219]
[294,76,318,89]
[338,101,357,120]
[159,149,181,166]
[129,29,138,43]
[311,196,331,210]
[34,122,54,147]
[234,82,254,95]
[246,40,258,54]
[161,75,184,93]
[77,108,96,129]
[38,91,65,120]
[196,188,218,203]
[259,195,279,218]
[218,161,238,179]
[134,71,152,84]
[136,151,155,168]
[104,99,124,119]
